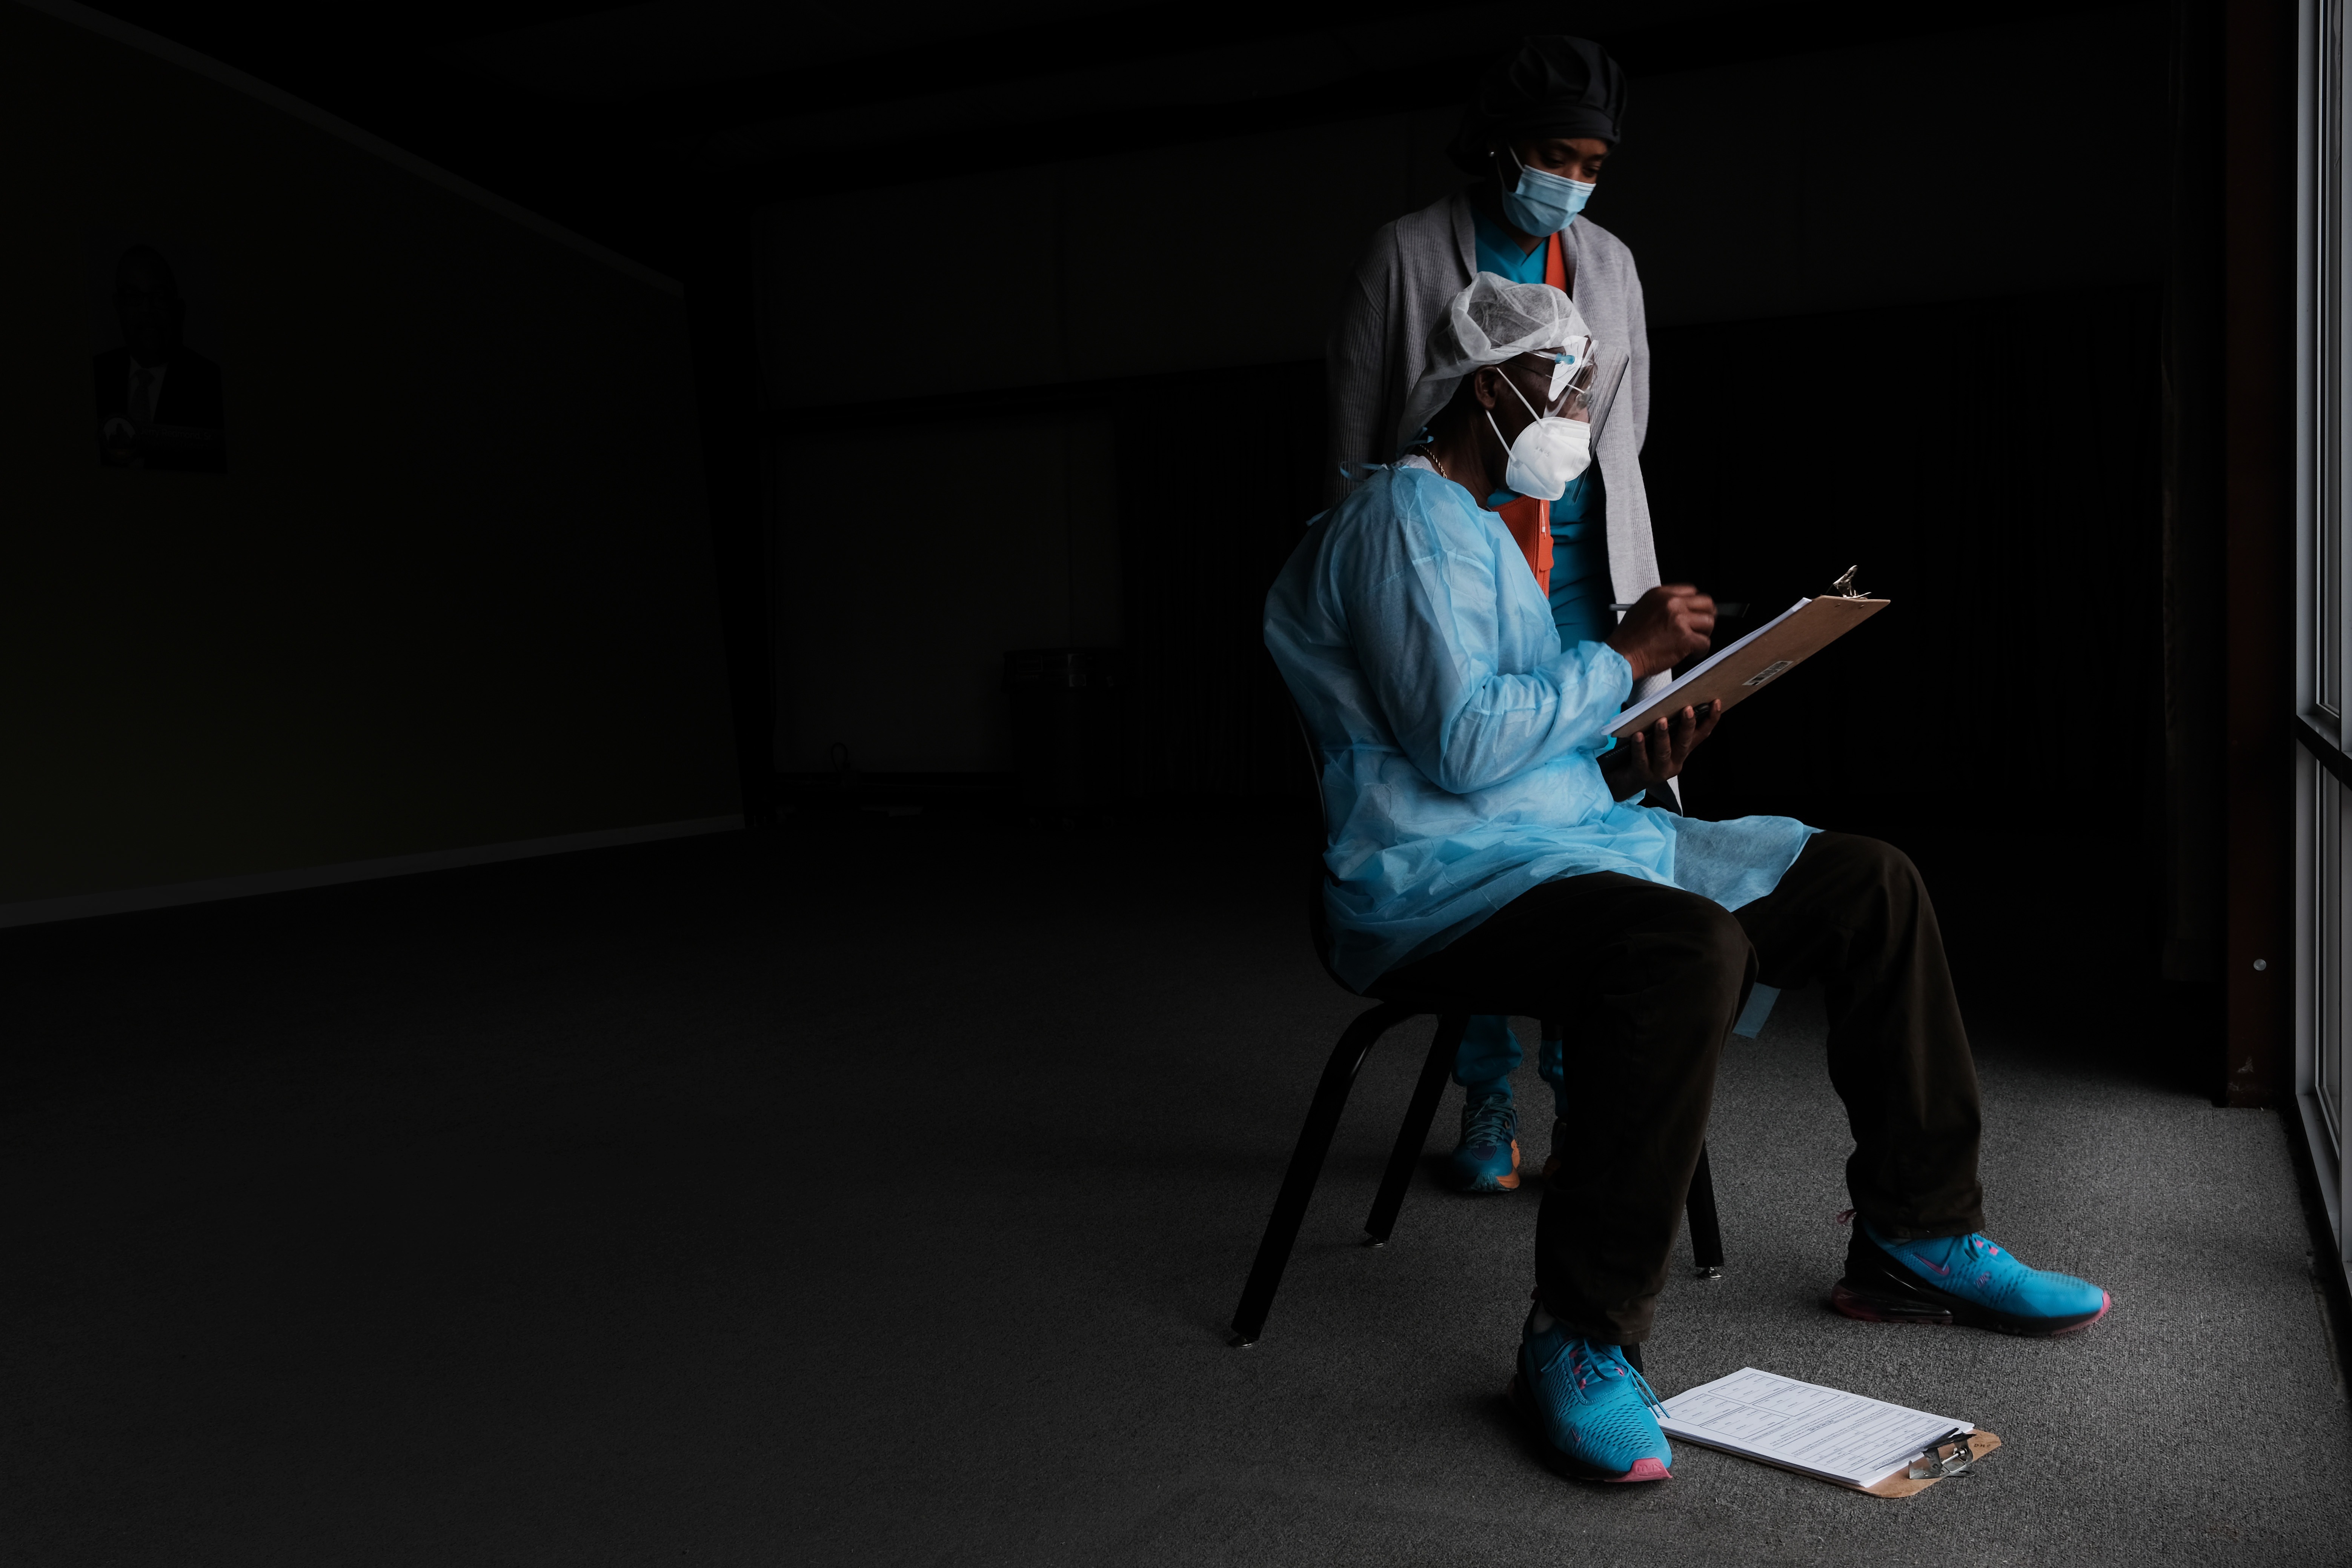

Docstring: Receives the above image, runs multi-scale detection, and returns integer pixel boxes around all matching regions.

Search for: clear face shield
[1524,336,1628,444]
[1546,337,1600,420]
[1493,340,1598,423]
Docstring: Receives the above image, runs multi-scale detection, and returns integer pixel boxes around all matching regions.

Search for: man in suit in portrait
[95,244,227,472]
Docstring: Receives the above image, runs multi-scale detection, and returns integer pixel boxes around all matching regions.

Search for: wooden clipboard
[1669,1425,2000,1499]
[1861,1429,1999,1498]
[1608,595,1889,739]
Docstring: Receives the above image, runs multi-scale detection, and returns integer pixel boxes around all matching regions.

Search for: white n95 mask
[1486,372,1593,501]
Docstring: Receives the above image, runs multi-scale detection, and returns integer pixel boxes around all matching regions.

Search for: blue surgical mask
[1498,148,1595,236]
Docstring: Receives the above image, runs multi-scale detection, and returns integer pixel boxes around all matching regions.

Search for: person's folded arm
[1347,495,1630,795]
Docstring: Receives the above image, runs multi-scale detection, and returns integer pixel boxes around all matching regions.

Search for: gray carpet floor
[1,815,2344,1565]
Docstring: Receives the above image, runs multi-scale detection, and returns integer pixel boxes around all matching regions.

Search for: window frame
[2296,0,2352,1276]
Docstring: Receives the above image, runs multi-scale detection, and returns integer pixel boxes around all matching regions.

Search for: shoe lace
[1462,1097,1514,1145]
[1954,1231,2005,1285]
[1839,1213,2003,1265]
[1541,1336,1668,1417]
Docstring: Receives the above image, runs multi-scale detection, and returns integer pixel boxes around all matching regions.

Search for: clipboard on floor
[1608,590,1889,739]
[1858,1430,2000,1497]
[1655,1367,1998,1498]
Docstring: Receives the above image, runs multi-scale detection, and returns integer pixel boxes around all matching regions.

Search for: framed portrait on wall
[89,231,228,473]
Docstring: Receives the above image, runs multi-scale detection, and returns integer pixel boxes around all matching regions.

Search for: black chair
[1229,715,1726,1351]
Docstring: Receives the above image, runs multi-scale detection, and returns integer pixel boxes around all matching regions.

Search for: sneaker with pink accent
[1833,1218,2109,1337]
[1509,1308,1674,1482]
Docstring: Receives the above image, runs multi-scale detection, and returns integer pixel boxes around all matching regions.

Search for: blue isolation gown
[1264,463,1816,993]
[1449,465,1614,1101]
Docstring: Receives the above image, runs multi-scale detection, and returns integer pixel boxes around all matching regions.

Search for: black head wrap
[1446,35,1626,175]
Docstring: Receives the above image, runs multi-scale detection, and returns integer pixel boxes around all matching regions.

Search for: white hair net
[1396,273,1591,453]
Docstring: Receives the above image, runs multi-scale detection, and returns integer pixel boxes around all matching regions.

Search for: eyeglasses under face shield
[1506,336,1601,420]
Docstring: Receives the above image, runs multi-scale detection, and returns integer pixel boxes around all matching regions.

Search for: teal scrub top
[1548,469,1608,647]
[1473,207,1549,285]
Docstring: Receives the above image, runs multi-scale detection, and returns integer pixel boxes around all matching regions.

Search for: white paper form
[1615,598,1807,718]
[1657,1368,1971,1488]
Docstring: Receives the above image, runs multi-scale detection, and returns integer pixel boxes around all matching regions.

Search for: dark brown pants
[1375,832,1984,1344]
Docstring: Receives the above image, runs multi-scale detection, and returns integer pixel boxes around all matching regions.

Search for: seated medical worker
[1263,275,2109,1485]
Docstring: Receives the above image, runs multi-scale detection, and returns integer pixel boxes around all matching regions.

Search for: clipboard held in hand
[1607,583,1889,740]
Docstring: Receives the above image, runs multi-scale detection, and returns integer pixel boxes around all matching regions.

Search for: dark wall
[1115,362,1329,800]
[1651,285,2165,840]
[757,7,2174,807]
[767,411,1118,774]
[0,7,741,906]
[1598,10,2169,324]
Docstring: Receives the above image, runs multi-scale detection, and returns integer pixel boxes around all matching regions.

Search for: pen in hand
[1611,601,1746,615]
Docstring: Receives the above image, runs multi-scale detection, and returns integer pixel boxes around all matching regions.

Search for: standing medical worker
[1326,36,1660,1194]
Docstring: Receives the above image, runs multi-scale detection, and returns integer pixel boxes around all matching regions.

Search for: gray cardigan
[1325,189,1663,622]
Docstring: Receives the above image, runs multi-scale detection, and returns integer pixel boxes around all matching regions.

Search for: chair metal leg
[1230,1001,1414,1346]
[1687,1139,1726,1279]
[1363,1013,1467,1245]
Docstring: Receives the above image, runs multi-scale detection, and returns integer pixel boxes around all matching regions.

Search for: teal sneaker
[1833,1217,2109,1336]
[1509,1310,1673,1482]
[1447,1094,1520,1192]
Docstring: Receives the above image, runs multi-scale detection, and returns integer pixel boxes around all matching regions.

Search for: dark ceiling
[71,0,2149,275]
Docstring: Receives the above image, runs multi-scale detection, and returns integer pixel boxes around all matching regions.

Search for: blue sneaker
[1510,1310,1673,1482]
[1834,1218,2110,1336]
[1447,1094,1520,1192]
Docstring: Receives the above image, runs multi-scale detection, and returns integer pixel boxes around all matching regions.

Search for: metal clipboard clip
[1905,1431,1978,1481]
[1831,564,1868,600]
